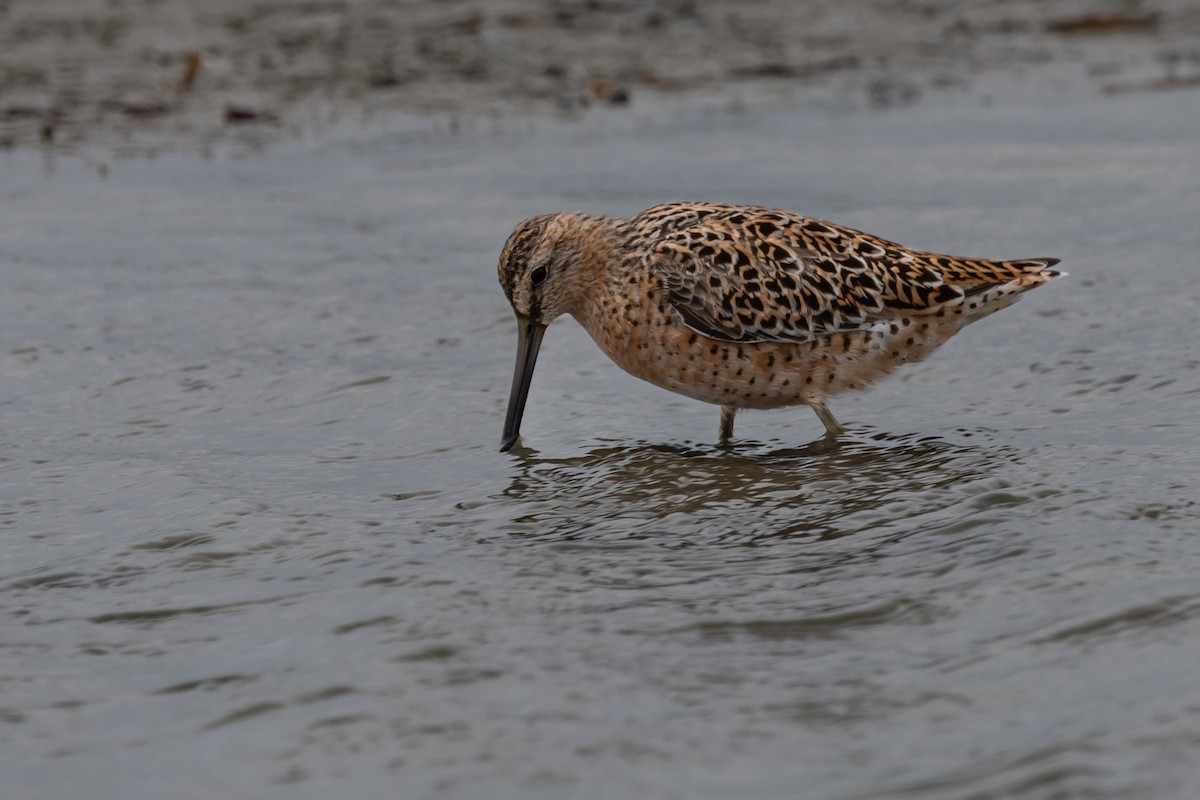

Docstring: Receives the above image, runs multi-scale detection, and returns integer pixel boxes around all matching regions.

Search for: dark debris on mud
[0,0,1198,156]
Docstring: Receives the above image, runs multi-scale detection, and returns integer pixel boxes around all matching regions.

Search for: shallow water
[3,86,1200,799]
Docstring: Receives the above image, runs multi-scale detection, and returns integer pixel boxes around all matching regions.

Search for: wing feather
[632,203,1058,344]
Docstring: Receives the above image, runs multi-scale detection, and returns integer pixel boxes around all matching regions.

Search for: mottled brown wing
[640,204,959,344]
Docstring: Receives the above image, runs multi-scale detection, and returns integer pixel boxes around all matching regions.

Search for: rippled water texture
[3,89,1200,799]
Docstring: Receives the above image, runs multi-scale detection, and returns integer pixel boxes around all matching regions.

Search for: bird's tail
[950,257,1065,323]
[948,256,1065,289]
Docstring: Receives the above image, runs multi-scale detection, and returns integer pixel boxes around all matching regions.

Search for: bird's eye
[530,265,548,285]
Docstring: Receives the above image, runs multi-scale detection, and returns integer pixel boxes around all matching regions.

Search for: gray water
[3,86,1200,799]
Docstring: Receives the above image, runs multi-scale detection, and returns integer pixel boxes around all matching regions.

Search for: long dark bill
[500,315,546,452]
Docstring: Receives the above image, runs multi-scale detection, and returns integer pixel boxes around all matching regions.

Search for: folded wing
[637,203,1060,344]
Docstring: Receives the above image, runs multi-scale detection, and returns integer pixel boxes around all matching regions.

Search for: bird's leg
[719,405,737,442]
[811,403,846,437]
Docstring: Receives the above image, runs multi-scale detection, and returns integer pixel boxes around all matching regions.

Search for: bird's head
[496,212,600,452]
[497,213,595,325]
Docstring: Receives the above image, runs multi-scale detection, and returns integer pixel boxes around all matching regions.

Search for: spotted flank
[496,202,1064,451]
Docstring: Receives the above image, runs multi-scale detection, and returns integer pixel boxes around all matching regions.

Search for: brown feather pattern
[631,202,1060,344]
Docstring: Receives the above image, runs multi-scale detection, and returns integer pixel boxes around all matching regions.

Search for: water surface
[3,87,1200,799]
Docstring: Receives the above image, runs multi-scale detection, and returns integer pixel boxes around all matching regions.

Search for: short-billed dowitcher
[497,202,1063,451]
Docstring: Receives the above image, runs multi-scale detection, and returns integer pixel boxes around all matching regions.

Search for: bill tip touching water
[497,202,1064,453]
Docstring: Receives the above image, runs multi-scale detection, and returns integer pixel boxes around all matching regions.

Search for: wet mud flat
[1,0,1198,156]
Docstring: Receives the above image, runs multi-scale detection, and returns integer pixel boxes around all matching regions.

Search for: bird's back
[627,202,1061,346]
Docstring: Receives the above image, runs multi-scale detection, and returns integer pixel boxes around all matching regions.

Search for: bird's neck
[555,214,637,322]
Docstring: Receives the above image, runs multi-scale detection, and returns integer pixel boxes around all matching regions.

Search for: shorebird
[497,202,1063,452]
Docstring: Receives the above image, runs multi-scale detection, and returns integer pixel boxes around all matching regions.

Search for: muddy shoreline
[2,0,1197,158]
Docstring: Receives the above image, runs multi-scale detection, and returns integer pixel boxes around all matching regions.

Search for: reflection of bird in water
[497,202,1064,451]
[498,432,1005,545]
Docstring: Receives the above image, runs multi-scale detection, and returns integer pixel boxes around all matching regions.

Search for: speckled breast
[575,276,960,410]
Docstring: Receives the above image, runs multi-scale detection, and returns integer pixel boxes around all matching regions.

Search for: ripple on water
[477,428,1032,550]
